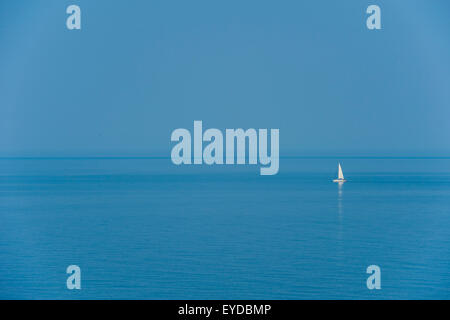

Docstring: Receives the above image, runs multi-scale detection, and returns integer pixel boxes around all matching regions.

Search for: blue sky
[0,0,449,156]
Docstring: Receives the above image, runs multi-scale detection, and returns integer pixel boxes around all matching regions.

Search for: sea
[0,157,449,299]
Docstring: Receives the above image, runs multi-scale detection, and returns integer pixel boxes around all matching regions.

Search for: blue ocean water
[0,158,449,299]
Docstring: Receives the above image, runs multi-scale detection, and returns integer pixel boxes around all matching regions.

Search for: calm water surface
[0,158,449,299]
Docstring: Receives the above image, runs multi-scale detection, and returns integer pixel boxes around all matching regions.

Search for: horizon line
[1,156,450,160]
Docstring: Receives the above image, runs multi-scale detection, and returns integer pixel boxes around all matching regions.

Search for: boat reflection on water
[337,181,343,218]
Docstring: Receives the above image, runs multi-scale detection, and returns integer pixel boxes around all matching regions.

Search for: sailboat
[333,163,346,183]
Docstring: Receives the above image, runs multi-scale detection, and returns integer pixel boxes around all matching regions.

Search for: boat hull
[333,179,346,183]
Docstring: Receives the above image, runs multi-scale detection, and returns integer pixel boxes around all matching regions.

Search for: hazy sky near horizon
[1,0,449,156]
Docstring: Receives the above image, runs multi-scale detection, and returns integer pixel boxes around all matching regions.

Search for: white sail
[338,163,344,180]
